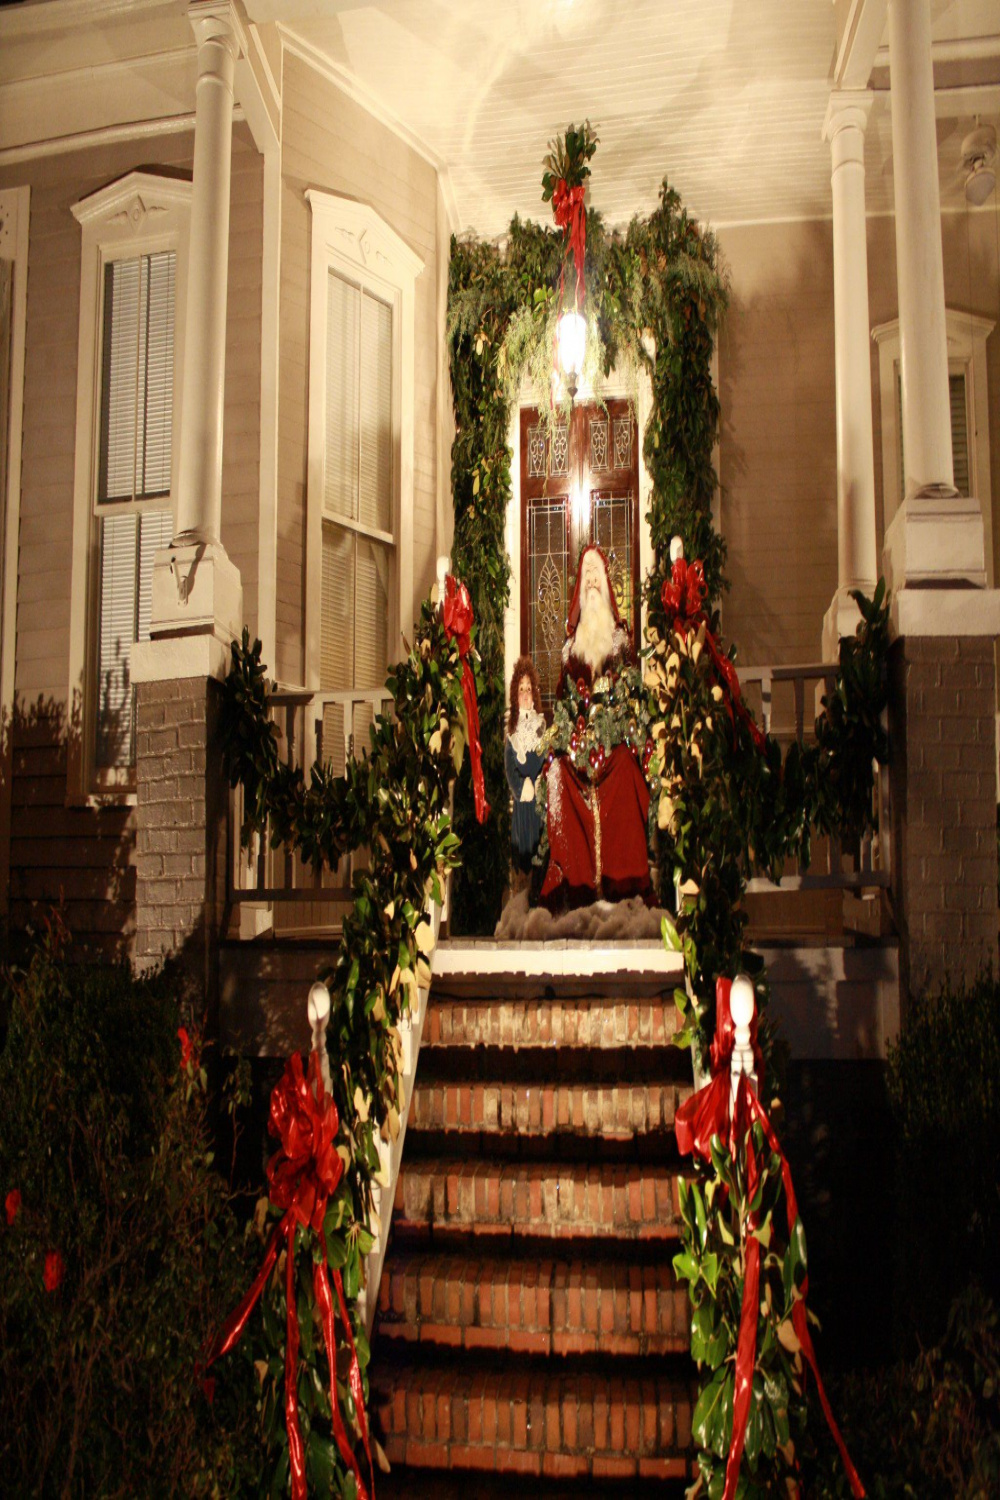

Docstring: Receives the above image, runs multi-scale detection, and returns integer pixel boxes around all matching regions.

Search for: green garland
[447,147,728,933]
[219,593,469,1495]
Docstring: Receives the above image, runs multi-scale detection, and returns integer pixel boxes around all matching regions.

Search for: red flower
[267,1052,343,1232]
[177,1027,192,1068]
[4,1189,21,1226]
[43,1250,65,1293]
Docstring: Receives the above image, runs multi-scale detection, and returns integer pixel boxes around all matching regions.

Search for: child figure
[505,656,545,873]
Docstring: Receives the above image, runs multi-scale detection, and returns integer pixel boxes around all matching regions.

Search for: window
[873,310,995,582]
[895,367,973,507]
[304,191,423,726]
[69,173,191,798]
[320,272,393,694]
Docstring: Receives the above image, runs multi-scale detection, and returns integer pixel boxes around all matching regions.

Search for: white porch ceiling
[1,0,997,231]
[258,0,1000,234]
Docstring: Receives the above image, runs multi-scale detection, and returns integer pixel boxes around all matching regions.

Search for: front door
[520,399,639,710]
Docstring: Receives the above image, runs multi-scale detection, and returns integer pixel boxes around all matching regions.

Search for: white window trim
[873,309,995,584]
[67,170,191,803]
[304,189,423,694]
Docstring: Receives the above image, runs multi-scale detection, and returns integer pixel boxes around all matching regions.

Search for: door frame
[504,364,653,716]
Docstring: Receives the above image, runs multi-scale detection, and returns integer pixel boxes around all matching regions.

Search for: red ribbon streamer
[675,980,865,1500]
[203,1051,375,1500]
[443,574,489,824]
[661,557,766,751]
[553,178,587,302]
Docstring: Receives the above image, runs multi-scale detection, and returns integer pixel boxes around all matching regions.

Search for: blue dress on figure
[505,709,545,871]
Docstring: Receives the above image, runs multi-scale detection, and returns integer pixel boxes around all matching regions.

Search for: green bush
[0,919,262,1498]
[804,1286,1000,1498]
[886,974,1000,1350]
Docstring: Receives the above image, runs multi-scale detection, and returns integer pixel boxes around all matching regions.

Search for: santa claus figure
[539,545,652,909]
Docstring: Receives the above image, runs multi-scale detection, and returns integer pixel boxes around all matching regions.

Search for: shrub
[0,918,262,1498]
[804,1286,1000,1498]
[886,973,1000,1350]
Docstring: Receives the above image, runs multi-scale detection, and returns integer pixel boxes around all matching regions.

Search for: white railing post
[307,980,332,1096]
[436,554,450,607]
[729,973,758,1107]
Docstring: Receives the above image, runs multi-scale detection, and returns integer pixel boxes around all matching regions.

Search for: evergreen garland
[447,170,728,932]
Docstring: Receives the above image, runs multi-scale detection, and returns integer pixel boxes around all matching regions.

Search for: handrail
[227,685,395,908]
[736,660,890,892]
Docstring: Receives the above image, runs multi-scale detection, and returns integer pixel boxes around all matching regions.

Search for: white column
[882,0,993,627]
[887,0,953,497]
[175,5,239,545]
[135,1,243,683]
[823,90,877,657]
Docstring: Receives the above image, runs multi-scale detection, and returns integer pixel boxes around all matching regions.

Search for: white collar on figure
[509,708,544,760]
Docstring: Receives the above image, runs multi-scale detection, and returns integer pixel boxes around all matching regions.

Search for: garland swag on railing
[216,579,483,1497]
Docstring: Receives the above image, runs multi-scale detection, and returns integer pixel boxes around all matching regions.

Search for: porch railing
[227,686,394,909]
[735,662,890,893]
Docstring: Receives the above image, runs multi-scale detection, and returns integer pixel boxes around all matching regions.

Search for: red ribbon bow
[444,574,489,824]
[675,980,865,1500]
[660,558,766,751]
[552,178,587,299]
[203,1052,375,1500]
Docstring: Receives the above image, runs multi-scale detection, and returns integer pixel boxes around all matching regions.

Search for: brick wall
[888,635,998,1002]
[134,677,227,1006]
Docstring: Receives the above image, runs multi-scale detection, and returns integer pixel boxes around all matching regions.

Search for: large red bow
[675,981,864,1500]
[553,178,587,299]
[203,1052,375,1500]
[444,574,489,824]
[660,557,765,751]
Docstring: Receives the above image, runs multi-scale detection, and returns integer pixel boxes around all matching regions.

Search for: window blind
[98,250,175,503]
[359,292,392,534]
[949,372,970,497]
[95,508,172,769]
[897,366,972,501]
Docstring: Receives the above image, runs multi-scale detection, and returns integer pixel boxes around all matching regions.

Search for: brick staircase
[371,970,696,1493]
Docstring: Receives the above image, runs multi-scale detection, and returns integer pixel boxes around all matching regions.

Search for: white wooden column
[882,0,995,628]
[822,90,877,658]
[136,0,243,683]
[887,0,952,499]
[174,3,239,547]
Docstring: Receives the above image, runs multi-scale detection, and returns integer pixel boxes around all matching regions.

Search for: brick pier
[887,635,998,1002]
[372,973,695,1489]
[134,676,228,1005]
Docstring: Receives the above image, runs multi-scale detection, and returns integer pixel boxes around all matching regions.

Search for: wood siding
[276,50,440,686]
[716,220,838,668]
[716,213,1000,671]
[0,125,262,954]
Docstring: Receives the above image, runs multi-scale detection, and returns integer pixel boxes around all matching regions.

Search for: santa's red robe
[540,743,652,909]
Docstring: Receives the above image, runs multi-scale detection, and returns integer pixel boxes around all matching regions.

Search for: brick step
[424,992,681,1051]
[370,1348,693,1481]
[376,1468,687,1499]
[377,1249,689,1357]
[409,1078,689,1139]
[394,1158,683,1241]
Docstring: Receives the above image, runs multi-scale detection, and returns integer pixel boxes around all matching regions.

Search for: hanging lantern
[557,310,587,399]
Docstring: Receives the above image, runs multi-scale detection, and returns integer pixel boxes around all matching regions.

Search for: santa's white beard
[572,592,617,675]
